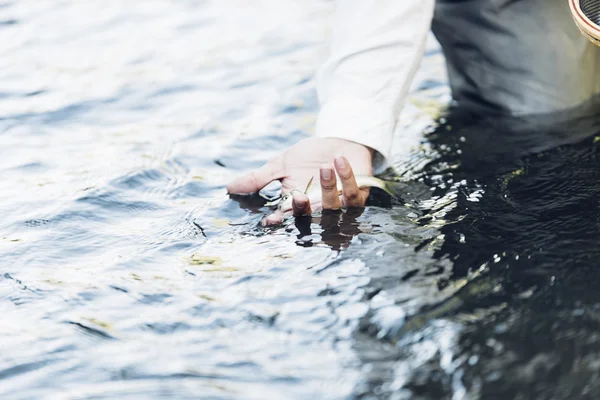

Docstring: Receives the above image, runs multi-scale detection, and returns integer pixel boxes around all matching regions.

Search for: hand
[226,137,374,226]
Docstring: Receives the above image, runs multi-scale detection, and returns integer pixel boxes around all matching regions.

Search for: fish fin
[360,177,397,197]
[381,182,398,197]
[364,177,405,198]
[304,177,314,194]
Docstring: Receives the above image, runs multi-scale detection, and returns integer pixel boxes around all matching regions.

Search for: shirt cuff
[315,97,395,174]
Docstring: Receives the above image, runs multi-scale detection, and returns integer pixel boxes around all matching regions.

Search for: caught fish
[266,175,404,212]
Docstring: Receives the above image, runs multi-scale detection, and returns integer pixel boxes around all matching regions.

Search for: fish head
[277,189,304,212]
[275,177,316,213]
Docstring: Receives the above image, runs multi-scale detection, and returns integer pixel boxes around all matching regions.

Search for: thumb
[226,160,283,195]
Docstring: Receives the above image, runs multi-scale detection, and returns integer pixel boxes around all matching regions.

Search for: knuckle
[321,181,337,191]
[344,190,360,202]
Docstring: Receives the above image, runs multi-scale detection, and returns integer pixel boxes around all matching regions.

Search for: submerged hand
[226,137,373,226]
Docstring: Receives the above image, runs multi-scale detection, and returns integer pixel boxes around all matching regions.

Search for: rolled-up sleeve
[315,0,435,172]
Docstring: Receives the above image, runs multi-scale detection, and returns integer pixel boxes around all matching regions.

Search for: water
[2,1,600,399]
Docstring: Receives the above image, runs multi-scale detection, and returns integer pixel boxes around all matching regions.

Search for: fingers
[260,193,311,227]
[262,210,284,226]
[320,163,341,210]
[257,156,369,227]
[292,192,312,216]
[226,159,283,195]
[333,155,368,207]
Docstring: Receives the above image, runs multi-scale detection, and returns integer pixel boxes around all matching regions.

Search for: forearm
[315,0,435,172]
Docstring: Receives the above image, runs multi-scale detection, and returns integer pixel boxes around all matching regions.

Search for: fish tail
[360,177,405,198]
[379,180,408,198]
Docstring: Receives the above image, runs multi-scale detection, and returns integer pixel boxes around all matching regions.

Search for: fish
[266,175,404,212]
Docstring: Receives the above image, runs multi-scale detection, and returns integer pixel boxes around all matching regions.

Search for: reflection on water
[2,1,600,399]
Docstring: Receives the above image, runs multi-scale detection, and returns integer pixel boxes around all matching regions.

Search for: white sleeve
[315,0,435,172]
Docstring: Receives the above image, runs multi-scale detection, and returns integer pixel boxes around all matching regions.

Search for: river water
[2,1,600,399]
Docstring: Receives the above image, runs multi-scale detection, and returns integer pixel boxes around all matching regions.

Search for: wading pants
[433,0,600,115]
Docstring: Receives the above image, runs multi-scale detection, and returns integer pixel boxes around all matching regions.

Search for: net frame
[571,0,600,45]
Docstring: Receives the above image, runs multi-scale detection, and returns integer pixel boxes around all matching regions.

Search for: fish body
[267,176,398,212]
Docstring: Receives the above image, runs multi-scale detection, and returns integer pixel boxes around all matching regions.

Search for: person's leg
[432,0,600,115]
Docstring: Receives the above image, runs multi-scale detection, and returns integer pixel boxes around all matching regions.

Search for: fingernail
[320,165,332,180]
[295,198,307,208]
[334,155,346,169]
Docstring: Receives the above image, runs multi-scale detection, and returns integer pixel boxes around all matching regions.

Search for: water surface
[2,1,600,399]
